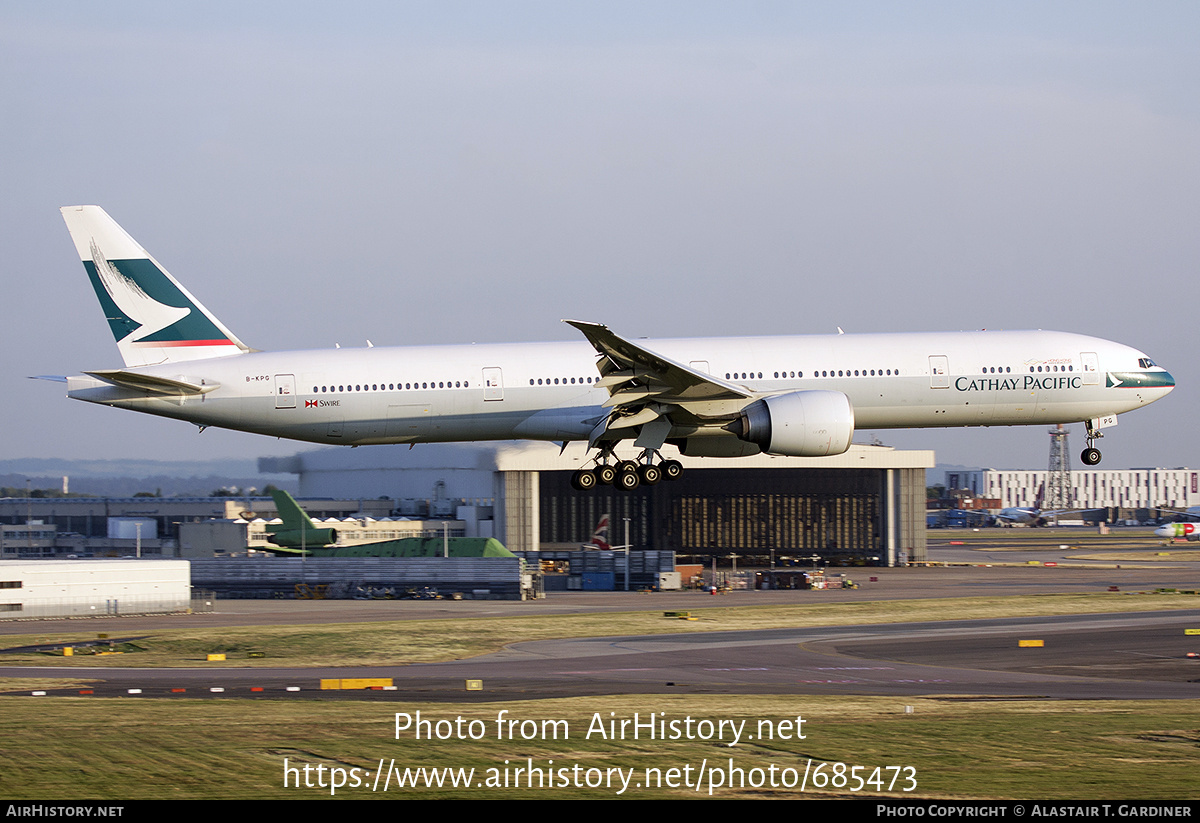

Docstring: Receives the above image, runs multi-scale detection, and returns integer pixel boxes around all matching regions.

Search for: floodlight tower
[1045,424,1073,516]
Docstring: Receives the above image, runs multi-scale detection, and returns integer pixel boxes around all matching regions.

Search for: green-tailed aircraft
[263,489,514,558]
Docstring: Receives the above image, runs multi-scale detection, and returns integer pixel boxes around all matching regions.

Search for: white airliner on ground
[1156,522,1200,541]
[53,206,1176,491]
[1154,507,1200,541]
[993,483,1095,527]
[995,506,1093,527]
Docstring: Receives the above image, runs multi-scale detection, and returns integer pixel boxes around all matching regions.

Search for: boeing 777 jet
[52,206,1176,491]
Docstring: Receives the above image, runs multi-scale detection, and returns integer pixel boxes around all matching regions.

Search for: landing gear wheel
[572,469,598,490]
[638,464,662,485]
[1081,447,1102,466]
[595,465,617,485]
[661,459,683,481]
[616,469,640,491]
[617,460,639,476]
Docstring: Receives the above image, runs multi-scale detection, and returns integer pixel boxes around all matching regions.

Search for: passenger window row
[728,369,900,379]
[528,377,596,386]
[313,381,471,393]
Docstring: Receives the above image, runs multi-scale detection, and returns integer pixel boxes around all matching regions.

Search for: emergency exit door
[483,367,504,401]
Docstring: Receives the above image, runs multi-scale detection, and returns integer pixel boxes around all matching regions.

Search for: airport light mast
[1046,424,1073,521]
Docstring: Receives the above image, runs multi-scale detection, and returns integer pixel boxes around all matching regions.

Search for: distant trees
[0,486,93,499]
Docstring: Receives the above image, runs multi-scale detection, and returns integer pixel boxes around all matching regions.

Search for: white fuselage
[65,328,1173,449]
[996,508,1041,525]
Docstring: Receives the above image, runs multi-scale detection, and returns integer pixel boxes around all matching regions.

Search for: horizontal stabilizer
[84,370,218,395]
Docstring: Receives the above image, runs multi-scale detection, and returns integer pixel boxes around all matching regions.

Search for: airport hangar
[258,441,932,566]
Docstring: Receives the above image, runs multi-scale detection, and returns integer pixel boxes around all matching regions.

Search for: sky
[2,1,1197,473]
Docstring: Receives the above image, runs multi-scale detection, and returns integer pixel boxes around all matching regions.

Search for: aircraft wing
[1155,506,1200,519]
[1037,507,1106,521]
[564,320,755,448]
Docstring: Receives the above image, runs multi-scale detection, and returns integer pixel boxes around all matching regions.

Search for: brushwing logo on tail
[64,205,251,368]
[90,240,190,344]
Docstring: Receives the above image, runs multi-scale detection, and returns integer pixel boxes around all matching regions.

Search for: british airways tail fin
[588,514,612,550]
[60,206,250,367]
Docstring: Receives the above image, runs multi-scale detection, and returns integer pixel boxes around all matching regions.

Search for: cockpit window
[1138,358,1157,368]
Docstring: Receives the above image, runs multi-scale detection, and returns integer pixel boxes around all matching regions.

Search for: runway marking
[558,668,656,674]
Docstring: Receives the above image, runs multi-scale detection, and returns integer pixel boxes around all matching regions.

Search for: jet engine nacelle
[267,528,338,548]
[727,390,854,457]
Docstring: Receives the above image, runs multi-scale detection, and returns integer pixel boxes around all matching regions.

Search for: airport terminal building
[947,468,1199,511]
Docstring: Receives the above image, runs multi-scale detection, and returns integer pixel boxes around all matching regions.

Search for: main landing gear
[569,449,683,492]
[1081,421,1103,466]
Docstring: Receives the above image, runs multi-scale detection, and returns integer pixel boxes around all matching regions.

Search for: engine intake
[726,390,854,457]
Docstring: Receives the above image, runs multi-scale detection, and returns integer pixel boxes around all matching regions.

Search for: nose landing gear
[1081,420,1104,466]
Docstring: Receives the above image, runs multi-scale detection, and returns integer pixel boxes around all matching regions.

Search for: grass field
[1,694,1196,800]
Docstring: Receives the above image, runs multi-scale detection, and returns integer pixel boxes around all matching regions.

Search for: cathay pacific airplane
[54,206,1176,491]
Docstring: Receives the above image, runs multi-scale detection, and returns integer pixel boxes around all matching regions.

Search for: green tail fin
[270,489,317,531]
[265,490,338,550]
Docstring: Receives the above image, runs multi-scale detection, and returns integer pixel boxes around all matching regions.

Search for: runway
[6,609,1199,702]
[2,563,1198,637]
